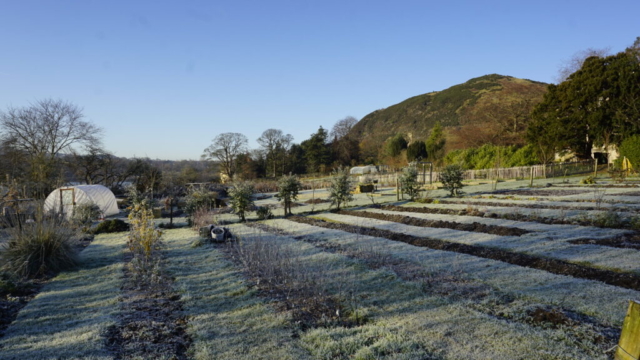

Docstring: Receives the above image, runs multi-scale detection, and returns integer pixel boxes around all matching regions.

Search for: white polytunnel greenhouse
[44,184,120,218]
[349,165,379,175]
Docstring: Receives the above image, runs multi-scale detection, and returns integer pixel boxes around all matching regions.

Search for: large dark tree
[301,127,331,173]
[406,141,428,162]
[527,48,640,162]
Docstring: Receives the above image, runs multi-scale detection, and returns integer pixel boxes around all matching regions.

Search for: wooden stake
[615,300,640,360]
[529,166,534,187]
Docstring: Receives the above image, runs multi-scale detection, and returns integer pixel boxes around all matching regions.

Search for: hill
[351,74,548,158]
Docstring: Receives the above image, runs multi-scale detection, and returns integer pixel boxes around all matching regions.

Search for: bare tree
[0,99,102,196]
[202,132,248,181]
[556,47,611,83]
[0,99,102,160]
[330,116,359,166]
[330,116,358,140]
[257,129,293,177]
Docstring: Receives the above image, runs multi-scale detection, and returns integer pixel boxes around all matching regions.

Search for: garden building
[44,185,120,218]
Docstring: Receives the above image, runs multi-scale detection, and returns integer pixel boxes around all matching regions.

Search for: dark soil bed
[483,189,591,197]
[339,210,529,236]
[290,216,640,291]
[305,198,330,204]
[105,253,191,360]
[0,280,42,339]
[569,234,640,250]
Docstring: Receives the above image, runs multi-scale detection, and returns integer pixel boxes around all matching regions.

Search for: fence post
[430,164,433,185]
[530,166,534,187]
[396,176,399,201]
[594,158,599,178]
[615,300,640,360]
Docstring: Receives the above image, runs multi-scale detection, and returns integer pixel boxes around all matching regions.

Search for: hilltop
[351,74,548,154]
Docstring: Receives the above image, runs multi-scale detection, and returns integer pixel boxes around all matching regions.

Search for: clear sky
[0,0,638,160]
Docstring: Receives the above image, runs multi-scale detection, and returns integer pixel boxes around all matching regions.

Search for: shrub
[191,208,216,229]
[256,206,274,220]
[1,211,78,278]
[580,176,596,185]
[71,202,101,226]
[440,165,464,196]
[592,210,623,228]
[399,166,421,200]
[184,186,218,220]
[384,134,408,157]
[328,167,353,211]
[619,135,640,171]
[128,204,162,260]
[228,181,255,222]
[92,219,129,234]
[276,175,301,216]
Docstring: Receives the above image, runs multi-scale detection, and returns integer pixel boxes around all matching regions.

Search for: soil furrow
[339,210,529,236]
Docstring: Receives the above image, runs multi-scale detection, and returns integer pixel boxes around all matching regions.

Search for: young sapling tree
[276,174,301,216]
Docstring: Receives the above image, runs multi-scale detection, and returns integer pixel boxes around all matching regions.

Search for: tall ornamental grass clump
[1,211,78,278]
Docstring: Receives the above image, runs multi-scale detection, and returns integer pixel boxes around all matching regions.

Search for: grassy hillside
[352,74,548,156]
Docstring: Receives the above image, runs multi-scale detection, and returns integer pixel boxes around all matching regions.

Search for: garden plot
[232,220,614,359]
[161,228,311,360]
[407,200,637,223]
[442,196,640,213]
[315,212,640,274]
[264,218,638,330]
[0,233,125,360]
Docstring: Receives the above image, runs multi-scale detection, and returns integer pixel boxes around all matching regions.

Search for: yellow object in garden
[623,156,633,173]
[616,300,640,360]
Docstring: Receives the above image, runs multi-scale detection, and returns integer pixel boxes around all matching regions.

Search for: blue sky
[1,0,638,160]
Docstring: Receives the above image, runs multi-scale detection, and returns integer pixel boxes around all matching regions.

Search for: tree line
[0,99,215,199]
[3,37,638,198]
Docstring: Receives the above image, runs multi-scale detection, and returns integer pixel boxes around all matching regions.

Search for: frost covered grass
[339,209,640,273]
[250,219,618,359]
[0,232,125,360]
[266,218,638,329]
[161,227,310,360]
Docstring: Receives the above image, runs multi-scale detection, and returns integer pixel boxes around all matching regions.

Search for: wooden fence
[304,160,595,188]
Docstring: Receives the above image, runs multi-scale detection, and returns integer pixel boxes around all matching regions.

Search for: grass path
[0,233,125,360]
[162,227,311,360]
